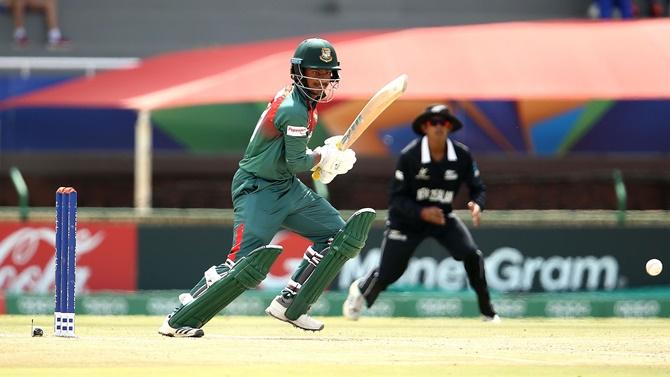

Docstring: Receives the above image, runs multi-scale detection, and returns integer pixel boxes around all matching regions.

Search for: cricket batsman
[159,37,376,337]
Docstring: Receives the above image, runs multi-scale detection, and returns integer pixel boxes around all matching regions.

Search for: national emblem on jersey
[415,167,430,180]
[319,48,333,63]
[444,170,458,180]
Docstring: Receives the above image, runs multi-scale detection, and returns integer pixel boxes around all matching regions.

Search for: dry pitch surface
[1,315,669,377]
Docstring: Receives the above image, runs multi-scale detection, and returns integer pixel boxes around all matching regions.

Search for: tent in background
[3,20,670,212]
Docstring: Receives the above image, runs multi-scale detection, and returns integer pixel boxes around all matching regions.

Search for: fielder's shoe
[158,314,204,338]
[265,296,324,331]
[342,278,365,321]
[482,314,502,324]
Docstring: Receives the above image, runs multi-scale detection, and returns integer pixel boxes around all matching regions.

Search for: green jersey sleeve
[275,103,317,173]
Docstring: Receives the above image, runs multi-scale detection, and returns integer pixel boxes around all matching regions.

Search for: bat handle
[312,168,322,180]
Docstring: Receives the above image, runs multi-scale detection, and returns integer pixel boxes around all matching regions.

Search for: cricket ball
[32,327,44,337]
[646,259,663,276]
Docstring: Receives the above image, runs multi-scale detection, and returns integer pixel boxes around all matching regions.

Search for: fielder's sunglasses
[429,118,451,127]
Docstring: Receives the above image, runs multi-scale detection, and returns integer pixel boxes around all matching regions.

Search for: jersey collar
[421,136,457,164]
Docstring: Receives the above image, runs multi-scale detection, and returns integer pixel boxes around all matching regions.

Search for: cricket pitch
[1,315,669,377]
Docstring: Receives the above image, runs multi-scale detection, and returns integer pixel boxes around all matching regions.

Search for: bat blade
[313,73,408,181]
[338,73,408,150]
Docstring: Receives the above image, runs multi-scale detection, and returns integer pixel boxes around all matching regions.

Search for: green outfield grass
[1,315,669,377]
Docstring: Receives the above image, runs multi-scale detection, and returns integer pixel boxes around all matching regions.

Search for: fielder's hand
[420,206,446,225]
[468,201,481,227]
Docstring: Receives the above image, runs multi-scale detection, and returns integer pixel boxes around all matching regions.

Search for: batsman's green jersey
[239,86,317,180]
[230,85,345,260]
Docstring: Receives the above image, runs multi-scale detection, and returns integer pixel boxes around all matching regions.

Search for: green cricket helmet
[291,38,341,77]
[290,38,341,103]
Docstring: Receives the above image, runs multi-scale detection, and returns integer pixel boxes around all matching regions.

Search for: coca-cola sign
[0,222,137,293]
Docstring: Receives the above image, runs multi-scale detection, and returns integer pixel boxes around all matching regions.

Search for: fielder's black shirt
[388,136,486,232]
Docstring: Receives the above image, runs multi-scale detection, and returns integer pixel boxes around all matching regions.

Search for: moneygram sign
[339,227,670,293]
[0,222,137,293]
[485,247,618,291]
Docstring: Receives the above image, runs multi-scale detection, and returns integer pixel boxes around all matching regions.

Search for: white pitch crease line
[469,354,567,365]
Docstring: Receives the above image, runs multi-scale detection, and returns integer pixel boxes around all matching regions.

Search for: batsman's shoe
[342,278,365,321]
[158,314,204,338]
[265,296,324,331]
[482,314,502,324]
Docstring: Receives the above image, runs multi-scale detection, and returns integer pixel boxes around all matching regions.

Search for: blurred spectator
[643,0,665,17]
[4,0,70,50]
[587,1,600,18]
[589,0,634,19]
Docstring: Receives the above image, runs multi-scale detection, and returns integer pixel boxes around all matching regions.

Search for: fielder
[159,38,376,337]
[342,104,499,322]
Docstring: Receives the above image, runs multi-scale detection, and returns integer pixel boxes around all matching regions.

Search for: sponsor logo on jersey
[416,188,454,204]
[286,126,309,137]
[444,170,458,180]
[320,48,333,63]
[415,168,430,180]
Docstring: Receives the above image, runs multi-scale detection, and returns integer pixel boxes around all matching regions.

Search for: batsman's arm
[278,110,318,173]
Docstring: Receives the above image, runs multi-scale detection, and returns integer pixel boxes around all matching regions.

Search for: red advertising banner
[262,230,312,290]
[0,221,137,293]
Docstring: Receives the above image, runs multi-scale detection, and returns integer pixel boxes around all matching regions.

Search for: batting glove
[319,169,338,184]
[315,144,356,175]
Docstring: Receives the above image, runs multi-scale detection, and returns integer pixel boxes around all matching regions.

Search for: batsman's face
[298,67,339,103]
[303,68,334,91]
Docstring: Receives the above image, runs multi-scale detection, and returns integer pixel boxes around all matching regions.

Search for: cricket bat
[313,73,408,180]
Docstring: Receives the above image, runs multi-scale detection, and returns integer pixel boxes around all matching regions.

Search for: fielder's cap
[412,104,463,135]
